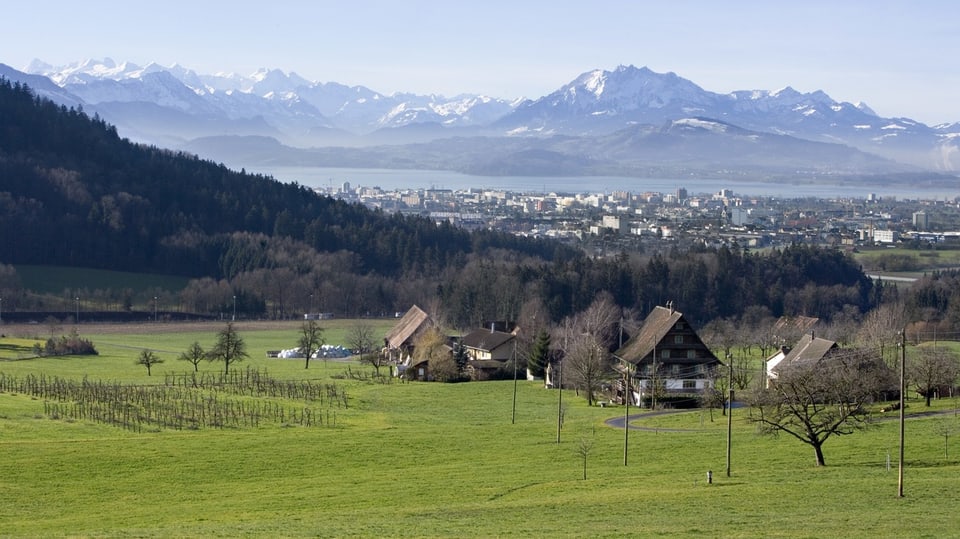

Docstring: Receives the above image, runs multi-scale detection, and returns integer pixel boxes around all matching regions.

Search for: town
[324,182,960,255]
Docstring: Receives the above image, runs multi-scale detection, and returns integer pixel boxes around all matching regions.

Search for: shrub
[41,330,98,356]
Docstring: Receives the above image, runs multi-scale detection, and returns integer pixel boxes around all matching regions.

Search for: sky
[4,0,960,125]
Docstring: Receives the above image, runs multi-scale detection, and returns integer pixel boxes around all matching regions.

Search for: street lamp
[232,295,237,321]
[75,297,79,324]
[153,296,158,322]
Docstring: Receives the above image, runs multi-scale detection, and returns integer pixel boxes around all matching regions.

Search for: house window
[674,335,683,344]
[683,380,697,389]
[671,364,680,375]
[676,322,685,329]
[661,349,669,359]
[687,350,696,359]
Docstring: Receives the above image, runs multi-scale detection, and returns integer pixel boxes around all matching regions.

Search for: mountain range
[5,59,960,180]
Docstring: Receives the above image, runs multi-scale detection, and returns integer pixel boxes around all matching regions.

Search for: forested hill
[0,78,566,278]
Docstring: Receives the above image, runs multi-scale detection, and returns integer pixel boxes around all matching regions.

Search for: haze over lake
[252,166,959,200]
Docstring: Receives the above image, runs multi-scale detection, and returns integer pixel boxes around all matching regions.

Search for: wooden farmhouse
[383,305,434,361]
[384,305,435,380]
[614,303,721,407]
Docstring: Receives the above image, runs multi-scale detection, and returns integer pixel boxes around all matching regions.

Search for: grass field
[1,321,959,537]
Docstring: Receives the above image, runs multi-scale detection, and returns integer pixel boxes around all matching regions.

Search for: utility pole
[651,335,658,411]
[556,359,563,444]
[726,352,734,477]
[511,341,518,425]
[898,329,906,497]
[623,369,630,465]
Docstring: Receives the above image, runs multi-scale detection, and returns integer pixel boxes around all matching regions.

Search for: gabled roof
[461,328,515,352]
[614,305,683,364]
[776,333,838,370]
[384,305,433,349]
[774,315,819,333]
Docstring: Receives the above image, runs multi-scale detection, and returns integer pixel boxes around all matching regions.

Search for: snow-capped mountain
[7,59,960,173]
[497,65,721,134]
[23,58,517,146]
[494,65,957,170]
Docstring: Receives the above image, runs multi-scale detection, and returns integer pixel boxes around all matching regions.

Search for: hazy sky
[5,1,959,124]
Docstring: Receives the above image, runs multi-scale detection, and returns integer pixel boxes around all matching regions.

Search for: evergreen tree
[528,329,551,378]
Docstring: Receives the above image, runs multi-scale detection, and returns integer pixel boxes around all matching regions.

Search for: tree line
[1,77,900,329]
[0,78,571,281]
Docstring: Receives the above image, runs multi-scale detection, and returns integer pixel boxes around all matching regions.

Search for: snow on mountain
[249,68,312,96]
[500,65,720,133]
[548,65,716,113]
[12,59,960,170]
[670,118,731,134]
[0,63,85,108]
[24,58,518,140]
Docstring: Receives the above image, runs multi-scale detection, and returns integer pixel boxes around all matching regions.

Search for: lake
[248,166,959,200]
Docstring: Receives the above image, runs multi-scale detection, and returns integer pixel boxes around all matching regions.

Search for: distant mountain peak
[10,58,960,170]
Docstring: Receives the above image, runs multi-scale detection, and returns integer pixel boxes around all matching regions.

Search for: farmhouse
[383,305,434,362]
[765,332,897,400]
[460,327,516,380]
[766,332,838,385]
[614,303,721,407]
[384,305,438,380]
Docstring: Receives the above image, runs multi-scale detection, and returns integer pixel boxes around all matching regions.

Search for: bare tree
[701,317,737,360]
[934,416,960,458]
[208,322,248,374]
[731,355,755,391]
[699,365,727,421]
[553,298,618,406]
[577,292,621,350]
[347,322,381,375]
[857,303,905,365]
[564,332,612,406]
[177,341,206,372]
[747,348,894,466]
[575,435,594,480]
[298,319,325,369]
[45,315,62,339]
[908,347,960,406]
[412,327,455,381]
[136,349,164,376]
[822,305,861,346]
[752,323,780,360]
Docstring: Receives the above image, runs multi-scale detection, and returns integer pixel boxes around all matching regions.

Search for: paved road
[604,409,705,432]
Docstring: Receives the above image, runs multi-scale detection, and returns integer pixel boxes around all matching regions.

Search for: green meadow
[1,322,959,537]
